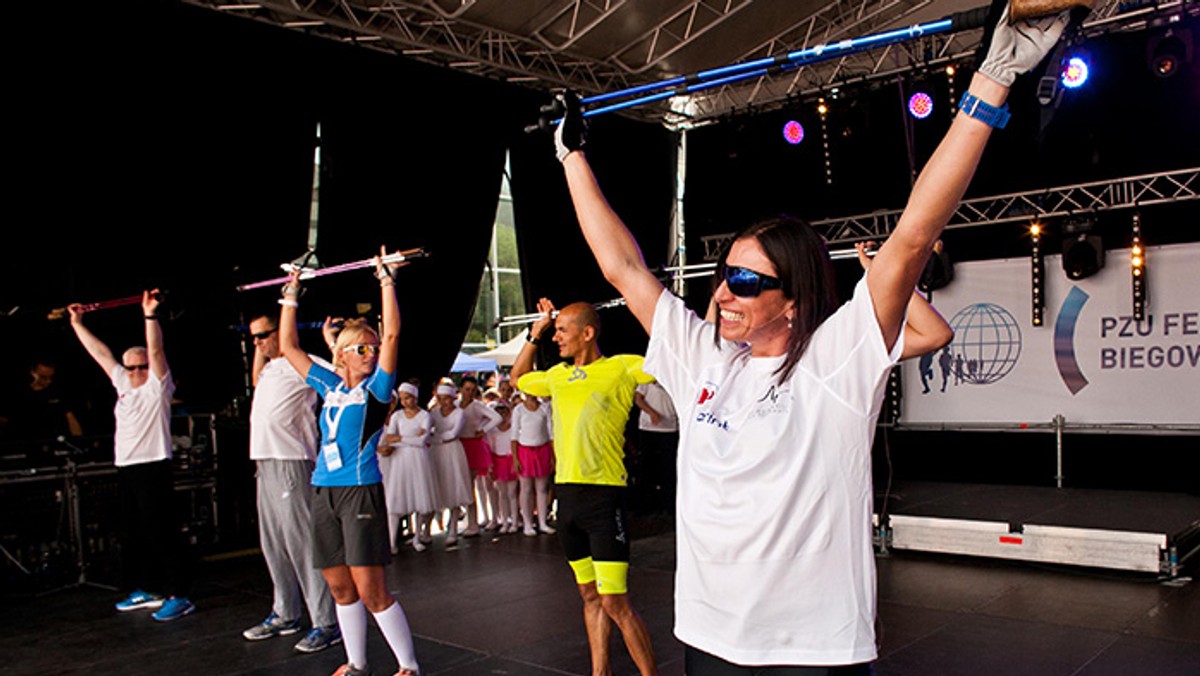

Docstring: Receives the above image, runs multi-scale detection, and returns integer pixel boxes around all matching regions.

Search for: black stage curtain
[2,0,525,421]
[509,111,676,361]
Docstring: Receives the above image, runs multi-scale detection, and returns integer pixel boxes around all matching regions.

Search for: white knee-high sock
[336,600,370,669]
[373,602,419,672]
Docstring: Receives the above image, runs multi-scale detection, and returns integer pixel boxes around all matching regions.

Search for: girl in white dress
[380,381,439,552]
[428,382,473,545]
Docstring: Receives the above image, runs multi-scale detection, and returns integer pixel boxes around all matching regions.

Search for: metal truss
[677,0,1192,126]
[699,167,1200,259]
[186,0,1192,127]
[183,0,641,113]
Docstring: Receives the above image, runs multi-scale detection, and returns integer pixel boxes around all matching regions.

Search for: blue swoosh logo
[1054,287,1089,395]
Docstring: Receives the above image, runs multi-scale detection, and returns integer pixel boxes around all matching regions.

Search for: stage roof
[180,0,1159,128]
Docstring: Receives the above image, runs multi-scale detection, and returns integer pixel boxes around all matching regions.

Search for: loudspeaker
[1062,234,1105,280]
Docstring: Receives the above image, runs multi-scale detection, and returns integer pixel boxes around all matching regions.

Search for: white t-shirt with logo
[250,356,322,461]
[644,276,902,666]
[110,364,176,468]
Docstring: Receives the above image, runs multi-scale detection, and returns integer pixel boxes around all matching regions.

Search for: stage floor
[878,480,1200,535]
[4,490,1199,676]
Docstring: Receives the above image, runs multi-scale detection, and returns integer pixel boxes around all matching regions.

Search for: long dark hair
[713,215,839,385]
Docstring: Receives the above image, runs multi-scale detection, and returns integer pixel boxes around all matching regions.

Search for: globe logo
[946,303,1022,385]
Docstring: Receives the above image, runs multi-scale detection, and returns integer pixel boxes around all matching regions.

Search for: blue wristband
[958,92,1010,129]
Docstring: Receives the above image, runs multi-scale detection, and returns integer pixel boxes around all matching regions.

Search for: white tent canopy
[450,351,498,373]
[473,329,529,367]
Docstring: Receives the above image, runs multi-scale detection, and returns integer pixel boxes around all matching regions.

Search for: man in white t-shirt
[633,380,678,514]
[68,290,195,622]
[239,313,341,654]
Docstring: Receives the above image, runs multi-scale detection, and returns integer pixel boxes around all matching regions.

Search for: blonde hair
[332,319,379,368]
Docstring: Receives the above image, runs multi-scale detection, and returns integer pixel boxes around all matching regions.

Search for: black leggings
[685,645,875,676]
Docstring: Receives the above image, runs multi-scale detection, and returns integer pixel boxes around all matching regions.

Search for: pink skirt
[461,437,492,476]
[517,443,553,479]
[491,453,517,482]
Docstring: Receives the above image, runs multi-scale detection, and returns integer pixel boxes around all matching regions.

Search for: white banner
[900,242,1199,426]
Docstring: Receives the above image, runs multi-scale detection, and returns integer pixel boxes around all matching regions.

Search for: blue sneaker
[293,625,342,653]
[243,612,303,641]
[151,596,196,622]
[115,589,164,612]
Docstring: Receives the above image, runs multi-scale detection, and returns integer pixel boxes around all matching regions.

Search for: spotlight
[908,92,934,120]
[782,120,805,145]
[1131,213,1147,321]
[817,101,828,116]
[1147,28,1193,79]
[1030,221,1045,327]
[945,64,956,77]
[1061,220,1105,281]
[1061,56,1089,89]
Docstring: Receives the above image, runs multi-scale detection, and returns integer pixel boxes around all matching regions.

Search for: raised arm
[278,270,314,380]
[555,91,664,334]
[867,7,1069,351]
[68,304,118,375]
[510,298,555,382]
[142,290,169,378]
[375,246,406,376]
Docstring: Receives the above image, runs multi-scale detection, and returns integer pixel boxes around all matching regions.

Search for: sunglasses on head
[124,363,150,372]
[724,265,782,298]
[341,344,380,356]
[250,328,277,340]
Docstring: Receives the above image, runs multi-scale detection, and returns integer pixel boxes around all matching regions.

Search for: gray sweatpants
[256,459,335,627]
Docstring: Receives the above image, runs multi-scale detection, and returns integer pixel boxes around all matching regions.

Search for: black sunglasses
[124,364,150,372]
[250,328,277,340]
[724,265,782,298]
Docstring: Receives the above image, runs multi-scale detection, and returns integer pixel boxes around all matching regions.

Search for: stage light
[908,92,934,120]
[782,120,805,145]
[1131,213,1147,321]
[1147,28,1192,79]
[945,64,956,76]
[818,98,832,185]
[1061,56,1089,89]
[1062,220,1105,280]
[1030,221,1044,327]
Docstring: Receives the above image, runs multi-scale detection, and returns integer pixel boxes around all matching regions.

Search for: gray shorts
[311,483,391,568]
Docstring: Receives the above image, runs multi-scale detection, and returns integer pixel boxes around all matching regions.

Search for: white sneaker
[539,525,556,535]
[411,538,426,552]
[523,527,537,537]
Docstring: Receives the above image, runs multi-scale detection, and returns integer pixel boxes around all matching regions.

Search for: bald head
[552,302,602,363]
[560,302,601,338]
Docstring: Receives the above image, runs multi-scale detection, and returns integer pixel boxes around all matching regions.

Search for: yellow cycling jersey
[517,355,653,486]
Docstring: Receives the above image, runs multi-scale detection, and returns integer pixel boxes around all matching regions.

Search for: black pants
[685,645,875,676]
[636,429,678,513]
[117,459,191,597]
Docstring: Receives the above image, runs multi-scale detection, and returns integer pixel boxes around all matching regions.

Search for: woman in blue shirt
[279,247,419,676]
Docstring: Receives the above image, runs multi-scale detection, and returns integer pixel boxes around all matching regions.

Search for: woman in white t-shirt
[547,15,1067,668]
[380,381,439,553]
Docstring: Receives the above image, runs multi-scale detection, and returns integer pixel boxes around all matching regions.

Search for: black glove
[553,90,587,162]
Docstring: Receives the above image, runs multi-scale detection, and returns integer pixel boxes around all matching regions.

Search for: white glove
[978,4,1071,87]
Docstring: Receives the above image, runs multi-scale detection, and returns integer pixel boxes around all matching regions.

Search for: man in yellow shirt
[511,297,658,676]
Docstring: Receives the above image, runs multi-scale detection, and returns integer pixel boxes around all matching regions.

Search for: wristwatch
[958,91,1010,129]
